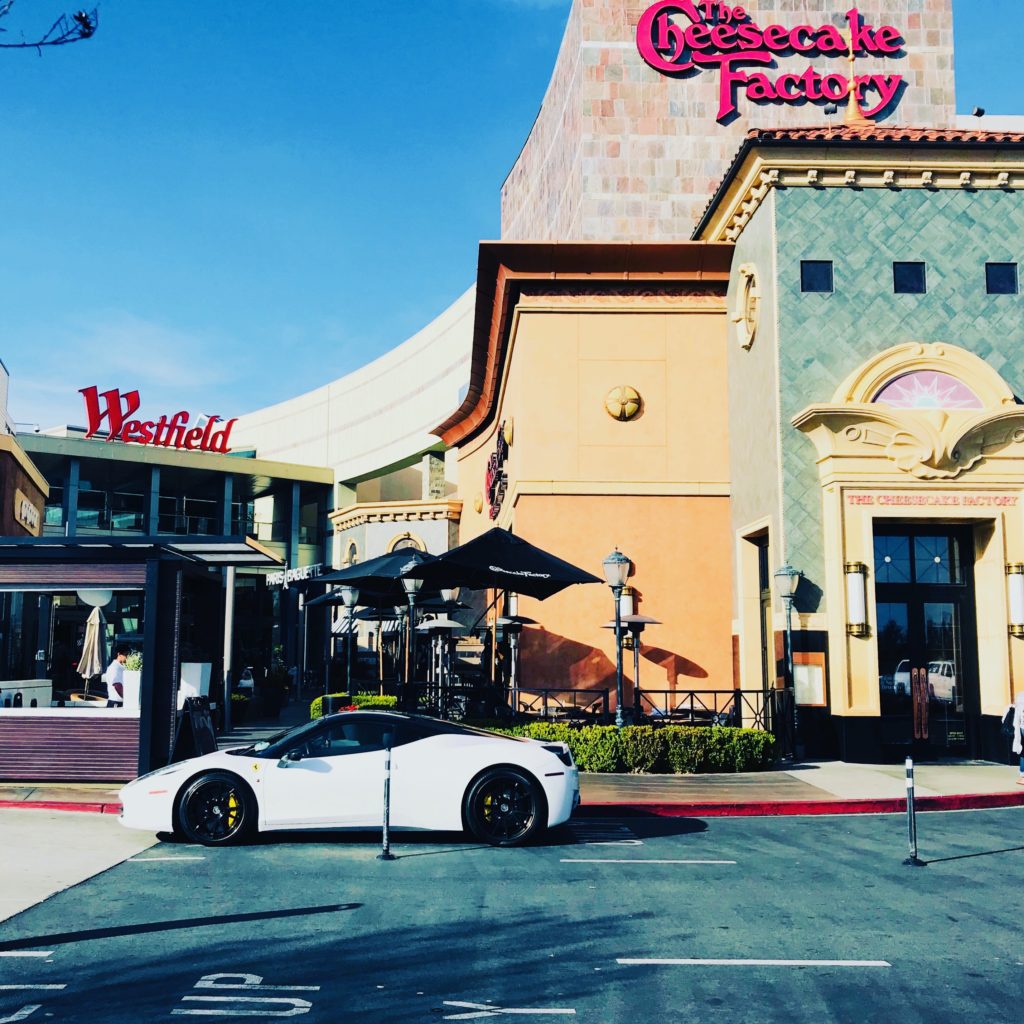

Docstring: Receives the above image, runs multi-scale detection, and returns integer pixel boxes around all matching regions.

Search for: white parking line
[0,952,53,958]
[561,859,736,865]
[127,856,206,862]
[0,984,68,990]
[617,959,891,968]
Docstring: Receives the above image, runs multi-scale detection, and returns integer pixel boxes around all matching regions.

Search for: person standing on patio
[104,646,129,706]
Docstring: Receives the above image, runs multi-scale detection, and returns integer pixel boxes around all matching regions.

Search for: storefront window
[0,591,145,714]
[875,535,911,584]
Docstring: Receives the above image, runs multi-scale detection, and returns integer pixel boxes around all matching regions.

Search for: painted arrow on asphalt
[442,1001,576,1019]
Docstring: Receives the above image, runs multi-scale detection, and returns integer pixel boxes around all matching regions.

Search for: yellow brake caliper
[227,792,239,829]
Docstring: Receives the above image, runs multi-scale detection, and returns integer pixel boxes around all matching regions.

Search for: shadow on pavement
[0,902,360,952]
[157,814,709,852]
[924,844,1024,865]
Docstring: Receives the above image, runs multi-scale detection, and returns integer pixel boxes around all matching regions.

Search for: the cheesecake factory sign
[637,3,904,123]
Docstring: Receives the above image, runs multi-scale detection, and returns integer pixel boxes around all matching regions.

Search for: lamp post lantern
[339,585,360,697]
[773,564,802,753]
[602,548,632,728]
[401,571,423,701]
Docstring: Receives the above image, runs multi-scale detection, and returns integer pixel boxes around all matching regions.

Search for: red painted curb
[0,800,122,815]
[579,792,1024,817]
[4,792,1024,820]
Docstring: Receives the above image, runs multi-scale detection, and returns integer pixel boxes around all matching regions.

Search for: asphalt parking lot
[1,808,1022,1022]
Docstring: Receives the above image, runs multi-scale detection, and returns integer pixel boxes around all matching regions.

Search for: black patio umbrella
[400,527,602,600]
[306,549,439,690]
[305,549,439,608]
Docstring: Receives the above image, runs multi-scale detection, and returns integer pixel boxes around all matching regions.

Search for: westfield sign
[636,3,904,123]
[79,386,237,453]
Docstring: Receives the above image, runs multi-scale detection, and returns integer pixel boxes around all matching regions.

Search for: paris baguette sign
[636,3,904,123]
[79,386,237,453]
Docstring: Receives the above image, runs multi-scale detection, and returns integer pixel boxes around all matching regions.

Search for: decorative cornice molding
[794,344,1024,482]
[330,498,462,532]
[700,149,1024,243]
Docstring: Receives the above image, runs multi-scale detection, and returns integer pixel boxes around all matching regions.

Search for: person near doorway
[104,647,129,706]
[1011,691,1024,785]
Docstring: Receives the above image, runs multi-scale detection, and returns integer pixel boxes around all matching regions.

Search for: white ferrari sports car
[119,711,580,847]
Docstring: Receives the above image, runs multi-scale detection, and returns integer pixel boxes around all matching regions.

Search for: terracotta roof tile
[743,126,1024,144]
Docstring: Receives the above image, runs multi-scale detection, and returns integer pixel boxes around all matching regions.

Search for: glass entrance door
[874,527,977,755]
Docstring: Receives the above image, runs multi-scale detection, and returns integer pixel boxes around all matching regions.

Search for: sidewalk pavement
[2,760,1023,819]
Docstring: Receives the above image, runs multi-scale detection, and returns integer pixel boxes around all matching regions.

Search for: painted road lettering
[0,984,66,1024]
[0,1006,42,1023]
[443,1001,576,1019]
[172,973,320,1017]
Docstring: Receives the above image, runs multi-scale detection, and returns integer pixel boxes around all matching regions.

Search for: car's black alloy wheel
[177,771,254,846]
[465,768,543,846]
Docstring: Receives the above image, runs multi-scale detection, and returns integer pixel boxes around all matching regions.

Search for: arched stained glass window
[873,371,983,410]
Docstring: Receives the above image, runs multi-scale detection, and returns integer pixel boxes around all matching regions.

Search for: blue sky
[0,0,1020,431]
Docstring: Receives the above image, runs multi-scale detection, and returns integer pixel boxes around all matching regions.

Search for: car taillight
[543,744,574,767]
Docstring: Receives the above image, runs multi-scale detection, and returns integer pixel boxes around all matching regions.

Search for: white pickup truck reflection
[883,659,956,701]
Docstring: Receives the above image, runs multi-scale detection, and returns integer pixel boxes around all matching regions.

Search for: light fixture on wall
[1007,564,1024,637]
[844,562,869,637]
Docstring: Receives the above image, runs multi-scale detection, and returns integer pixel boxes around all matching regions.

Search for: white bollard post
[378,738,396,862]
[903,756,925,867]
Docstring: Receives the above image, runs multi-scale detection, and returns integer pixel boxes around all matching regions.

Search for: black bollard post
[903,756,925,867]
[377,735,396,862]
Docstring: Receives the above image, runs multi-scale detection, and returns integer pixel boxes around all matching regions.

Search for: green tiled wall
[775,186,1024,599]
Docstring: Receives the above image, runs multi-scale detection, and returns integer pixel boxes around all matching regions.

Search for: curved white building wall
[234,288,475,483]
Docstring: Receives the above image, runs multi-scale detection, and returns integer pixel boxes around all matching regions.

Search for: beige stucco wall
[454,295,734,697]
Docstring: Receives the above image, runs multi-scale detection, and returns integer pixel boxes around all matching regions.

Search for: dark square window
[893,262,927,294]
[986,262,1018,295]
[801,260,833,293]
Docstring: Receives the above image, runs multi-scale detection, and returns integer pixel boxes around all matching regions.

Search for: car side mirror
[278,750,303,768]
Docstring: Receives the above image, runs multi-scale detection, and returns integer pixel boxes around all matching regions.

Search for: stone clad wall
[501,2,584,240]
[501,0,956,241]
[776,186,1024,590]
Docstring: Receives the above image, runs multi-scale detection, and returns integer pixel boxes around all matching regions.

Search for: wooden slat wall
[0,563,148,587]
[0,718,140,781]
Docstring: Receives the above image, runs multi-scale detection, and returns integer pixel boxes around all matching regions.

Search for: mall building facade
[4,0,1024,772]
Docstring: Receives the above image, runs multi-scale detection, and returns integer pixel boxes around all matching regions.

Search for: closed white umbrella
[77,607,107,694]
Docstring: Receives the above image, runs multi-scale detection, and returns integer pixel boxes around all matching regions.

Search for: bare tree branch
[0,1,97,51]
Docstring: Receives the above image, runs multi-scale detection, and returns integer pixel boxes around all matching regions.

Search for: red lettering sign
[79,386,237,454]
[636,3,904,123]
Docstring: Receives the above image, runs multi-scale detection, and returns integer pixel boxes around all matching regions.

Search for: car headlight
[124,764,181,788]
[542,744,574,767]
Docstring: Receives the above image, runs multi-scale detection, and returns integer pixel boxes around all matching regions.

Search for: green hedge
[483,723,775,774]
[309,692,398,720]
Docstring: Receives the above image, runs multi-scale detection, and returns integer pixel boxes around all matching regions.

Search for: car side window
[308,719,401,758]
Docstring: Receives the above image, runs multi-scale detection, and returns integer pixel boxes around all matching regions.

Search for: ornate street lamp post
[773,563,803,752]
[401,572,423,702]
[339,585,359,697]
[602,549,632,728]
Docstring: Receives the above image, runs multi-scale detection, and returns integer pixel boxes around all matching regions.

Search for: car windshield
[227,719,327,758]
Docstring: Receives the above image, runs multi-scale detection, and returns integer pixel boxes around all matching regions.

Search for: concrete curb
[4,791,1024,819]
[578,792,1024,817]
